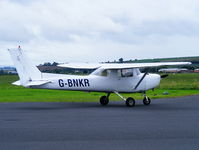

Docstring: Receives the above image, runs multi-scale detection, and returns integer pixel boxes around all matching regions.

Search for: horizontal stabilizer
[12,80,21,86]
[12,80,51,87]
[25,80,51,86]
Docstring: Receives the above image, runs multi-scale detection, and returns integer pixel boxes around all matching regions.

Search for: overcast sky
[1,0,199,66]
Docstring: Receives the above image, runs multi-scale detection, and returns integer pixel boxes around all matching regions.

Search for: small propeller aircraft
[8,47,191,107]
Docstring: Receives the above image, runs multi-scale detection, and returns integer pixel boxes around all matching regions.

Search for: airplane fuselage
[33,73,161,93]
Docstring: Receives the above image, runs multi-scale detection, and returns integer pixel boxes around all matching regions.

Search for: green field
[0,74,199,102]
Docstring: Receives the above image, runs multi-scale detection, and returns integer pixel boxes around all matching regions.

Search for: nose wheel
[143,96,151,105]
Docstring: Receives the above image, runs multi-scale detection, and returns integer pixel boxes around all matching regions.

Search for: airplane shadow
[12,101,195,112]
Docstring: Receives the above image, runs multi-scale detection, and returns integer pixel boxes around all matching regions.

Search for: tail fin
[8,47,42,86]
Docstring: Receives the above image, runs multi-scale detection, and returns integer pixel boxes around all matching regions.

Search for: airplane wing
[100,62,191,69]
[58,62,191,70]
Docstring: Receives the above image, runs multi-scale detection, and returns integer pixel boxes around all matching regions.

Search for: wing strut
[134,72,148,90]
[114,91,126,101]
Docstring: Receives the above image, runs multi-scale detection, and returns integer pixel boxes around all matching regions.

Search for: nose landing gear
[143,93,151,106]
[143,96,151,105]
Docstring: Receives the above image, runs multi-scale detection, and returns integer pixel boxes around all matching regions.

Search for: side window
[117,70,122,77]
[91,69,111,77]
[121,69,133,77]
[101,70,108,76]
[134,68,141,76]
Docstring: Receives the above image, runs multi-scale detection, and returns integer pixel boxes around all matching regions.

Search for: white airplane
[8,47,191,107]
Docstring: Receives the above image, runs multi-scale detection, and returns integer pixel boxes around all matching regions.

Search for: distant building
[158,68,189,73]
[0,66,17,74]
[7,70,18,74]
[194,69,199,73]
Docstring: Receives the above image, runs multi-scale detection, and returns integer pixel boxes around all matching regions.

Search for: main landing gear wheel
[143,97,151,106]
[100,96,109,106]
[126,97,135,107]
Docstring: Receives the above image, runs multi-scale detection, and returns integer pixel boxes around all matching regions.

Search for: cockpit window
[120,69,134,77]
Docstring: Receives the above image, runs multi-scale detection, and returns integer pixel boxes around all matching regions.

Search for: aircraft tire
[126,97,135,107]
[100,96,109,106]
[143,97,151,105]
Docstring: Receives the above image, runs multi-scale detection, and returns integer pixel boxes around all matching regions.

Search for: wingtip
[184,62,192,65]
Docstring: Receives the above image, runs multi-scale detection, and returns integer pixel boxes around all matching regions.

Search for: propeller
[161,74,169,79]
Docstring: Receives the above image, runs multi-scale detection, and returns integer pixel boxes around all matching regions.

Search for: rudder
[8,47,42,86]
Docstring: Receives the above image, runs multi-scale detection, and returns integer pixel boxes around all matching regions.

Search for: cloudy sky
[1,0,199,66]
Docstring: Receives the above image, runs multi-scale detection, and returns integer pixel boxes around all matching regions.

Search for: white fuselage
[33,72,161,93]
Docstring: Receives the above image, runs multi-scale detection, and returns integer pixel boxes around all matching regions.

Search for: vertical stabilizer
[8,47,42,86]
